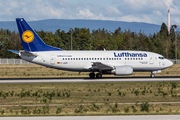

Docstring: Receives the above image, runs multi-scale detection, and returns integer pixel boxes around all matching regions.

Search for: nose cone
[168,60,173,67]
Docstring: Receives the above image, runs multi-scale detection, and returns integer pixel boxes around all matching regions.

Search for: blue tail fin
[16,18,63,52]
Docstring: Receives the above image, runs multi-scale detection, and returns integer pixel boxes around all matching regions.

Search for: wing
[91,62,113,70]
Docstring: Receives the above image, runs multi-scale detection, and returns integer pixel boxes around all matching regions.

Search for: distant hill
[0,19,162,35]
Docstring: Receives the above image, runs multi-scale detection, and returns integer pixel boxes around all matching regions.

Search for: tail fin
[16,18,63,52]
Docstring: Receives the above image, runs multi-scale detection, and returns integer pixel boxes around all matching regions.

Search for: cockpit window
[159,56,165,60]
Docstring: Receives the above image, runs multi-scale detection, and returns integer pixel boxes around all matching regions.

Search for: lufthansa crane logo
[22,30,34,43]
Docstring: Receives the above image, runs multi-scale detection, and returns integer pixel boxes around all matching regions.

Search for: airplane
[8,18,173,78]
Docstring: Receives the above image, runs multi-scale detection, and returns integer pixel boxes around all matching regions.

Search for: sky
[1,0,180,25]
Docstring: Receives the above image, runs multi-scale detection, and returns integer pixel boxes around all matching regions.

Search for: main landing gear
[150,72,155,78]
[96,73,102,78]
[89,73,95,78]
[89,72,102,78]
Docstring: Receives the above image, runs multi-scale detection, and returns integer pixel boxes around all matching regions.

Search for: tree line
[0,23,179,59]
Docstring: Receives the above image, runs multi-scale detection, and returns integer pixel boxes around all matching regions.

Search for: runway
[0,76,180,84]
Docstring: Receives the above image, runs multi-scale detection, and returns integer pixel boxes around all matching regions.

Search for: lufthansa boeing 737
[8,18,173,78]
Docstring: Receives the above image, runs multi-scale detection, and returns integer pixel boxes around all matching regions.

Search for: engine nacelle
[113,65,133,75]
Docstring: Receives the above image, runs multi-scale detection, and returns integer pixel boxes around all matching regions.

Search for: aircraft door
[50,55,55,66]
[149,54,154,64]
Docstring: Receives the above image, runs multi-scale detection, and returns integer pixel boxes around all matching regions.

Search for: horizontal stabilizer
[7,50,19,54]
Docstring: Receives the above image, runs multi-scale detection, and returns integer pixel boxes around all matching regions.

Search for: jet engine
[101,65,133,75]
[112,65,133,75]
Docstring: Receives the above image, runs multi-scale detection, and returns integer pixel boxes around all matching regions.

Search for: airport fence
[0,58,34,64]
[0,58,180,65]
[170,59,180,64]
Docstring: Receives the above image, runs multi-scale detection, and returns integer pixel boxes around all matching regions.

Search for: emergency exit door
[50,55,55,65]
[149,54,154,64]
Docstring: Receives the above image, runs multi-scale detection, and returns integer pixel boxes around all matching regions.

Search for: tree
[0,23,180,59]
[78,28,92,50]
[160,23,168,36]
[170,27,175,43]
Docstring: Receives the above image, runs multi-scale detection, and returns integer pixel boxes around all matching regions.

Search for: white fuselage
[20,50,173,73]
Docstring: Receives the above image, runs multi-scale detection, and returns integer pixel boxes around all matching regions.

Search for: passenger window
[95,58,96,60]
[125,58,126,60]
[87,58,88,60]
[92,58,94,60]
[106,58,108,60]
[103,58,105,60]
[141,58,143,60]
[97,58,99,60]
[89,58,91,60]
[84,58,86,60]
[114,58,116,60]
[71,58,72,60]
[112,58,113,60]
[130,58,132,60]
[138,58,140,60]
[79,58,80,60]
[136,58,138,60]
[65,58,67,60]
[81,58,83,60]
[109,58,111,60]
[133,58,135,60]
[63,58,64,60]
[73,58,75,60]
[100,58,102,60]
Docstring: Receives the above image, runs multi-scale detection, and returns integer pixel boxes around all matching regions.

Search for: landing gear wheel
[96,73,102,78]
[89,73,95,78]
[150,74,155,78]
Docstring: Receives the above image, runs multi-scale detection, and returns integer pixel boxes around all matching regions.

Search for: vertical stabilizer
[16,18,63,52]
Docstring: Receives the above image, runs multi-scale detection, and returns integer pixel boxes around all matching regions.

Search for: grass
[0,64,179,78]
[0,81,180,116]
[2,82,180,105]
[1,103,180,116]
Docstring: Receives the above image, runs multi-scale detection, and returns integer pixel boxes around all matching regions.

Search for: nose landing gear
[150,72,155,78]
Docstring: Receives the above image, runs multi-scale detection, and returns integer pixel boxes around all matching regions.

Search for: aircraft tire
[96,73,102,78]
[150,74,155,78]
[89,73,95,78]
